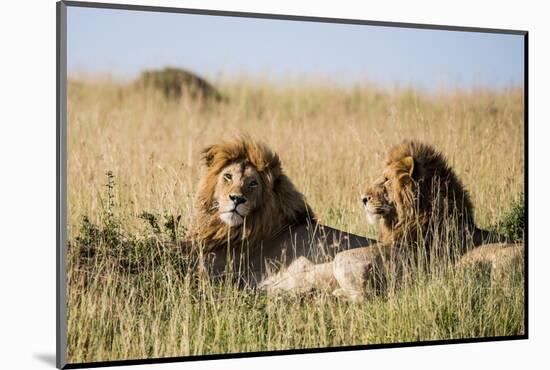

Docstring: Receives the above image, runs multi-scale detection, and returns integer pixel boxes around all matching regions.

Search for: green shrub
[70,172,188,275]
[495,193,525,242]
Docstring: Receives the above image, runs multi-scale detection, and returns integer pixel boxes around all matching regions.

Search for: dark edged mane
[388,140,474,221]
[382,140,475,249]
[188,136,315,252]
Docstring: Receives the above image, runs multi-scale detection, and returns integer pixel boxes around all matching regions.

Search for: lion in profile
[332,140,522,299]
[262,141,522,300]
[186,136,375,286]
[361,140,495,254]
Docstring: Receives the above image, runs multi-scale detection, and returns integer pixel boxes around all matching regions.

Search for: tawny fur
[188,136,315,253]
[186,136,374,287]
[259,140,519,299]
[367,140,498,256]
[331,141,516,300]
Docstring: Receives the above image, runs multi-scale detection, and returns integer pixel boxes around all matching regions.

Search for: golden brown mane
[262,140,517,299]
[188,136,315,252]
[379,141,475,254]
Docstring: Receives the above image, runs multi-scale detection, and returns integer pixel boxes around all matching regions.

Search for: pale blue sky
[67,6,525,91]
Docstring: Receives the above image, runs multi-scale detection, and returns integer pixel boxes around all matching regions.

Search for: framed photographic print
[57,1,527,368]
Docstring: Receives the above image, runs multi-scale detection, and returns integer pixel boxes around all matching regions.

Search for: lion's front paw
[257,273,313,294]
[332,288,365,302]
[258,257,318,294]
[257,274,283,292]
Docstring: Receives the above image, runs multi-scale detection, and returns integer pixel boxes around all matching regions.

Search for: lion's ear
[200,145,217,167]
[401,156,414,177]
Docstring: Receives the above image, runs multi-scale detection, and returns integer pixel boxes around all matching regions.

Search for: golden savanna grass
[66,77,524,363]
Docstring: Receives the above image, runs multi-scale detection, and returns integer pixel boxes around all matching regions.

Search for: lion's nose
[229,194,247,205]
[362,196,371,205]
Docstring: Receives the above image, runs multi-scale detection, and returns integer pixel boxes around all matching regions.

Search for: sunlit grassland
[66,78,524,363]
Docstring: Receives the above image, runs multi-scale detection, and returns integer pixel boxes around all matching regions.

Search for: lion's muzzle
[218,195,250,227]
[362,197,391,225]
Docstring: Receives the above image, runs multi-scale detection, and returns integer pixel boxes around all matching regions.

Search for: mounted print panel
[57,1,527,368]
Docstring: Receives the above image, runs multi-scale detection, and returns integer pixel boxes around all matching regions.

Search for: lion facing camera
[185,136,375,287]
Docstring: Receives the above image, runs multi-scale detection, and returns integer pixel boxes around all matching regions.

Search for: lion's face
[361,156,415,224]
[362,181,392,224]
[214,161,263,227]
[192,137,314,250]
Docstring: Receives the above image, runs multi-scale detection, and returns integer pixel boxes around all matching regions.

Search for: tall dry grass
[66,78,524,364]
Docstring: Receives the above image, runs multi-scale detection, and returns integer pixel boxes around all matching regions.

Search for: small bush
[495,193,525,242]
[70,172,188,275]
[135,67,224,102]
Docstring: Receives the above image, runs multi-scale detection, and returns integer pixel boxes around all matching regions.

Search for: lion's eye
[249,180,258,188]
[223,173,232,182]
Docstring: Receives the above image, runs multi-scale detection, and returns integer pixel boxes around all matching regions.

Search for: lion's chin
[365,211,382,225]
[219,211,244,227]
